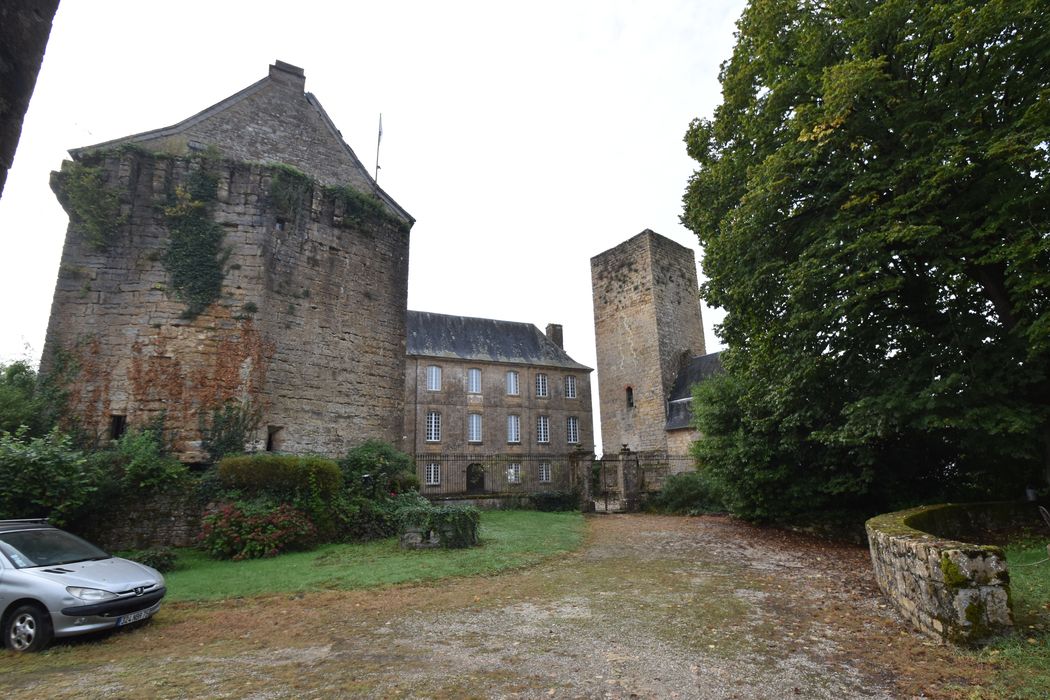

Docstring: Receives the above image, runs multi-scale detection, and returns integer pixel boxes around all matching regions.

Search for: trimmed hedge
[217,454,342,499]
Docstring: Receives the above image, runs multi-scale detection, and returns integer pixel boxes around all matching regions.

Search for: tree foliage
[684,0,1050,521]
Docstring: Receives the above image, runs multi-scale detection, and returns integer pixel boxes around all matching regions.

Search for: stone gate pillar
[619,445,641,512]
[571,448,596,512]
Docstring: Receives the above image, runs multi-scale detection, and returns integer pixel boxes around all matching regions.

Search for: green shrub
[647,470,724,515]
[0,428,95,526]
[199,400,260,462]
[112,429,188,493]
[0,361,52,437]
[339,492,428,541]
[339,440,417,497]
[198,501,317,560]
[121,547,178,573]
[530,491,579,512]
[396,501,480,548]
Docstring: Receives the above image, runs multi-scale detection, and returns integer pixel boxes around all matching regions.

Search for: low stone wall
[866,502,1037,645]
[81,489,205,551]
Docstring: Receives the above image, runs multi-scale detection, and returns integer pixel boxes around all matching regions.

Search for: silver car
[0,519,166,652]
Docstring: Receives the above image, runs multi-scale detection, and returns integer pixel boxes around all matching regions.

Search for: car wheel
[4,604,53,652]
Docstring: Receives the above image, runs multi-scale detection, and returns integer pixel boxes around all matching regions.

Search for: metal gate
[591,454,640,513]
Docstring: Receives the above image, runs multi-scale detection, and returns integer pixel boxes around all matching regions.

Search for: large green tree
[684,0,1049,521]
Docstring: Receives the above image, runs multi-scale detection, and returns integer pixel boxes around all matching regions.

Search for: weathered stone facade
[865,503,1032,645]
[405,312,593,495]
[591,230,708,455]
[41,63,411,461]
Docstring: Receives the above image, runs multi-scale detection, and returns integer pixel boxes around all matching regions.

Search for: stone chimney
[269,60,306,91]
[545,323,564,349]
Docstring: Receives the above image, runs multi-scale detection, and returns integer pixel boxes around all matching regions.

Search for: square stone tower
[591,230,706,455]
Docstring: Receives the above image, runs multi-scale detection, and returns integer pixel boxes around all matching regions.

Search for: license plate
[116,602,160,626]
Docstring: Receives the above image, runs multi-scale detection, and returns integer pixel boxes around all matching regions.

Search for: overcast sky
[0,0,745,449]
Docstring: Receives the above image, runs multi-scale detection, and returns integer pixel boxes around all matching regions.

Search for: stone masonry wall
[591,230,705,455]
[81,489,204,552]
[42,149,409,460]
[866,504,1020,645]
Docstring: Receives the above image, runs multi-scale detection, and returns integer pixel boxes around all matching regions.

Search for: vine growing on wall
[324,183,409,233]
[162,168,228,318]
[269,163,313,226]
[55,161,127,250]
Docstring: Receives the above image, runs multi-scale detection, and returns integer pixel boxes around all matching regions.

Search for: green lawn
[978,539,1050,699]
[163,510,584,602]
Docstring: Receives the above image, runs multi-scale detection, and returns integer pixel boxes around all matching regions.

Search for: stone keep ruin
[41,62,413,461]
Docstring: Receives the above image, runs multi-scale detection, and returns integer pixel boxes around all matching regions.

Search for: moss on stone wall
[940,553,970,589]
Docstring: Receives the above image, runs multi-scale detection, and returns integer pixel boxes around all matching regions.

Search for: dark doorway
[466,463,485,494]
[109,414,127,440]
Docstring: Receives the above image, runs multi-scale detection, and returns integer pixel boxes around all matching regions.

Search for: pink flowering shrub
[198,501,317,560]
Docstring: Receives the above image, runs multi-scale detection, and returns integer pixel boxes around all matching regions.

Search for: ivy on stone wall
[269,163,312,226]
[324,183,409,233]
[162,169,228,319]
[266,161,407,233]
[56,161,126,250]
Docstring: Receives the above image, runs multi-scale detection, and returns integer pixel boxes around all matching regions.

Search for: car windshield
[0,529,110,568]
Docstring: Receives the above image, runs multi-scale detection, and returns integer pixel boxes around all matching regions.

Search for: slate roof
[407,311,591,371]
[665,351,724,430]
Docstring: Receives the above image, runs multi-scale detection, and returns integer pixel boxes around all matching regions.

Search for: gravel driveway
[0,514,987,698]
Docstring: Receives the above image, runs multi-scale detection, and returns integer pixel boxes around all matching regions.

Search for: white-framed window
[507,463,521,484]
[565,375,577,399]
[535,373,548,398]
[539,462,552,483]
[426,410,441,442]
[506,370,519,396]
[425,462,441,486]
[426,365,442,392]
[567,416,579,444]
[468,368,481,394]
[468,413,482,443]
[507,414,520,443]
[536,415,550,444]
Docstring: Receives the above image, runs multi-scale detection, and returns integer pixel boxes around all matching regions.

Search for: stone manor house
[41,61,599,496]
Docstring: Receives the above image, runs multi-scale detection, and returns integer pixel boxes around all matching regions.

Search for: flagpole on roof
[375,113,382,183]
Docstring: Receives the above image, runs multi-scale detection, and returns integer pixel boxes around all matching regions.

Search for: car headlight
[66,586,118,601]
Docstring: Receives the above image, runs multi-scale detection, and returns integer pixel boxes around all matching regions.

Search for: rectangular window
[426,410,441,442]
[565,375,577,399]
[468,368,481,394]
[507,463,521,484]
[468,413,482,443]
[539,462,552,483]
[567,416,579,444]
[425,462,441,486]
[506,370,519,396]
[536,415,550,444]
[426,365,442,391]
[535,373,548,398]
[507,414,520,443]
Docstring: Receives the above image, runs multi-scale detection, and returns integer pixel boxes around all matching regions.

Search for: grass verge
[974,539,1050,699]
[164,510,584,602]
